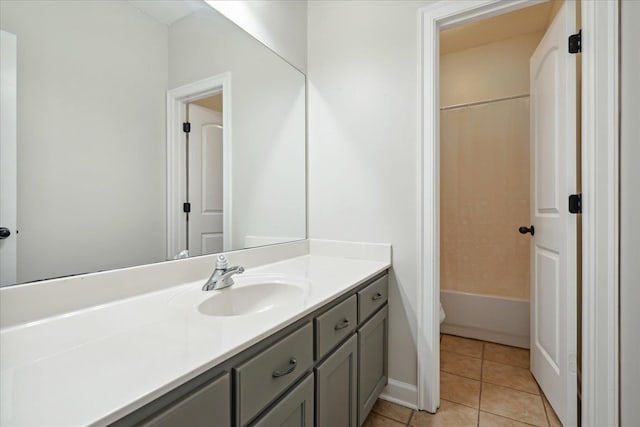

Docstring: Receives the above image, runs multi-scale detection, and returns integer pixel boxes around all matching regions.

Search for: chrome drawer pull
[372,292,383,301]
[272,358,297,378]
[334,319,350,330]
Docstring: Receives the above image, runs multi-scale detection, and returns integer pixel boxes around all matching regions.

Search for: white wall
[168,7,306,251]
[620,0,640,423]
[308,0,432,393]
[206,0,307,73]
[1,1,168,284]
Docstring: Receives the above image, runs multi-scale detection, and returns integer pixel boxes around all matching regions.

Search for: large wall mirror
[0,0,306,287]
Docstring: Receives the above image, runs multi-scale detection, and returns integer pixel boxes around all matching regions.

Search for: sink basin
[198,282,306,317]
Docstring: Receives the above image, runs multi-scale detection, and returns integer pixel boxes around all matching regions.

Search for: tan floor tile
[482,360,540,394]
[484,342,530,368]
[479,411,535,426]
[362,412,406,427]
[542,393,563,427]
[372,399,413,424]
[410,400,478,427]
[441,372,481,408]
[480,383,548,427]
[441,335,483,358]
[441,350,482,380]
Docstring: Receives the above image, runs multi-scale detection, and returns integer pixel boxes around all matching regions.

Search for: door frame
[580,1,619,426]
[166,73,232,259]
[417,1,620,426]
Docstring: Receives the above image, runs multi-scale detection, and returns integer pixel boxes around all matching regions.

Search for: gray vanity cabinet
[251,374,314,427]
[315,334,358,427]
[115,273,389,427]
[358,305,389,425]
[138,373,231,427]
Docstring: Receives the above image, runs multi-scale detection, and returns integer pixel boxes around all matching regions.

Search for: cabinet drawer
[140,373,230,427]
[315,295,357,359]
[235,323,313,426]
[357,275,388,323]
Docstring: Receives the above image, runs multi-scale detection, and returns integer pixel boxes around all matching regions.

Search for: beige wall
[193,94,223,112]
[440,31,542,107]
[440,33,538,300]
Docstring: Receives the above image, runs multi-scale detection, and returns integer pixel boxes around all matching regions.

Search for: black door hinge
[569,194,582,214]
[569,30,581,54]
[183,122,191,133]
[183,202,191,213]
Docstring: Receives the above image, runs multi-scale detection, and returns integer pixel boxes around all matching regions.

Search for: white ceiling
[440,1,558,55]
[127,0,208,26]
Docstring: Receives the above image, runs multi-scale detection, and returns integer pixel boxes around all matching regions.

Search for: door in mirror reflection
[187,101,224,257]
[0,30,17,287]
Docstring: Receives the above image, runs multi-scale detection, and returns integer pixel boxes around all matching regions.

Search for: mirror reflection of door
[0,30,17,287]
[186,96,224,257]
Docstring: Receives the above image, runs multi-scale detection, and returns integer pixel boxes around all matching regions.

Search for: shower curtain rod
[440,93,530,111]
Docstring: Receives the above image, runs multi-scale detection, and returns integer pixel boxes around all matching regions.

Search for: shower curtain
[440,96,530,301]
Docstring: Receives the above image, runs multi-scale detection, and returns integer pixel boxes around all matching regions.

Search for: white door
[0,30,17,287]
[529,2,577,425]
[187,104,224,256]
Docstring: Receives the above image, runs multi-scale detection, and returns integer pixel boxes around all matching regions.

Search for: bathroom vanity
[0,242,391,427]
[116,272,388,427]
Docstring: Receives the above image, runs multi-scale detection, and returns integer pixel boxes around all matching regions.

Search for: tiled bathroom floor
[363,334,563,427]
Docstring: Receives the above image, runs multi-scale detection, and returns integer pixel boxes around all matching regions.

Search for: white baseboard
[379,379,418,410]
[440,290,530,349]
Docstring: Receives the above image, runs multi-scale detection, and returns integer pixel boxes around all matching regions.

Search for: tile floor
[363,335,563,427]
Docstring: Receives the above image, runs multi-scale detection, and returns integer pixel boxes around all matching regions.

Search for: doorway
[418,0,620,425]
[185,96,224,257]
[418,0,585,425]
[166,73,232,260]
[437,2,571,425]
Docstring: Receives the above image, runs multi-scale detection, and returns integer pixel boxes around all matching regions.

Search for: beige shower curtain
[440,96,530,300]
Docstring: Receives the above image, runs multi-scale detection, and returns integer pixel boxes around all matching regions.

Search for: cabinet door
[315,334,358,427]
[251,374,314,427]
[140,373,230,427]
[358,305,388,425]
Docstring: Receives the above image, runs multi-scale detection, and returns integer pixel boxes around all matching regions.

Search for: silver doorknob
[0,227,10,239]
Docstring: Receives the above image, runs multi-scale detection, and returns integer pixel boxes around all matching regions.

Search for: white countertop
[0,254,390,426]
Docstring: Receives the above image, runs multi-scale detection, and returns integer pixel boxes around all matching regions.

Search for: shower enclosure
[439,95,531,348]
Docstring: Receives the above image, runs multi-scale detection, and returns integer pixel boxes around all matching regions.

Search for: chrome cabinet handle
[272,358,297,378]
[372,292,383,301]
[334,319,350,330]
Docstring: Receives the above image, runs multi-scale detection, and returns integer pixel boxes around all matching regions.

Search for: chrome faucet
[202,255,244,291]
